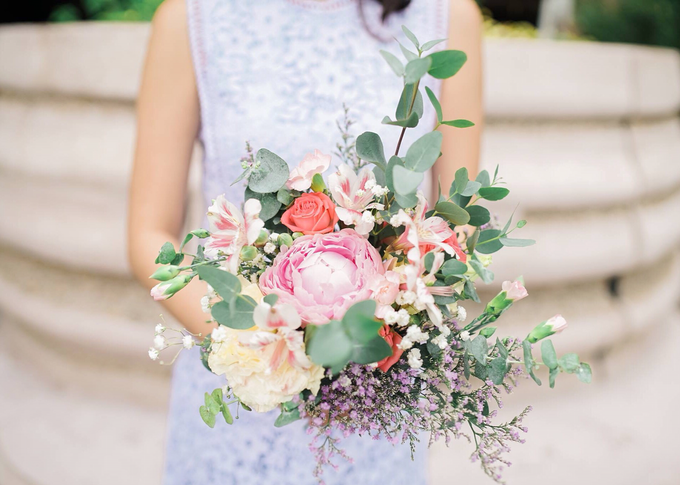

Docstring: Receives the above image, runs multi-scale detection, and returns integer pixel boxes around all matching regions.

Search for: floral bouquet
[148,27,591,482]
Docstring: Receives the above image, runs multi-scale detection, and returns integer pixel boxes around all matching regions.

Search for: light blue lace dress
[163,1,449,483]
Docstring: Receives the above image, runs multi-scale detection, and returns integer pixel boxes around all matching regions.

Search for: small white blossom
[206,284,217,299]
[407,348,423,369]
[364,179,376,190]
[148,347,159,361]
[431,333,449,349]
[396,290,416,306]
[211,326,229,343]
[459,330,471,341]
[200,295,211,314]
[269,232,280,242]
[361,211,375,224]
[371,184,389,197]
[396,309,410,326]
[383,309,399,325]
[182,335,196,349]
[406,325,429,344]
[264,242,277,254]
[355,188,366,197]
[154,323,165,335]
[154,335,167,350]
[456,306,467,323]
[398,337,414,350]
[441,326,451,337]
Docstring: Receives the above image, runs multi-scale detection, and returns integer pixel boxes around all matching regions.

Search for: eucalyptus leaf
[221,403,234,424]
[470,259,494,284]
[401,25,420,49]
[404,131,442,172]
[466,335,488,364]
[248,149,290,194]
[541,340,558,369]
[393,165,424,195]
[479,327,496,338]
[489,356,508,385]
[382,112,419,128]
[245,187,281,221]
[379,50,404,77]
[356,132,387,166]
[156,242,176,265]
[463,278,480,303]
[199,405,216,428]
[427,50,467,79]
[522,340,542,386]
[196,266,241,299]
[351,334,392,365]
[577,363,592,383]
[404,57,432,85]
[421,38,447,52]
[461,181,482,197]
[274,407,301,427]
[549,367,560,388]
[342,300,382,344]
[205,392,220,415]
[423,252,436,272]
[386,156,404,194]
[441,259,468,276]
[465,205,491,227]
[478,186,510,201]
[558,353,581,373]
[277,187,293,206]
[499,236,535,247]
[396,84,423,120]
[398,40,419,61]
[211,300,255,329]
[475,229,503,255]
[263,293,279,306]
[307,320,353,368]
[434,201,470,225]
[395,191,419,208]
[453,167,468,195]
[442,119,475,128]
[475,170,491,187]
[466,228,480,254]
[422,87,442,125]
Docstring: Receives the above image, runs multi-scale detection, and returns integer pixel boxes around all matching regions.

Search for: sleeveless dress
[163,1,449,484]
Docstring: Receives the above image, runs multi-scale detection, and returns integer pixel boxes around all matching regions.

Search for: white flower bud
[155,323,165,335]
[396,309,410,326]
[459,330,471,341]
[456,306,467,323]
[148,347,160,361]
[182,335,196,350]
[201,295,211,314]
[364,179,376,190]
[407,348,423,369]
[154,335,167,350]
[264,242,277,254]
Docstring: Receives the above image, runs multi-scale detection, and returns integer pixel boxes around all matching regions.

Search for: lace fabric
[163,1,448,483]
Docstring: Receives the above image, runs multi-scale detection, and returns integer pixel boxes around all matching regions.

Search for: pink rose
[259,229,385,325]
[286,150,331,191]
[281,192,339,235]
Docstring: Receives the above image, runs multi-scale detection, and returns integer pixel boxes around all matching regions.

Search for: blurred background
[0,1,679,484]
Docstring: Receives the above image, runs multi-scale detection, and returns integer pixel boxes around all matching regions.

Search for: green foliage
[404,131,443,172]
[356,132,387,168]
[248,149,290,194]
[50,0,164,22]
[195,266,256,329]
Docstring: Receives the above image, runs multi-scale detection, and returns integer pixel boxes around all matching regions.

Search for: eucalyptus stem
[394,79,421,156]
[178,258,226,271]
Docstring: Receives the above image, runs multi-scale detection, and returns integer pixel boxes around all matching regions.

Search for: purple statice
[300,325,532,483]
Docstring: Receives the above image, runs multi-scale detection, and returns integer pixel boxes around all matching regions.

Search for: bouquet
[148,27,591,482]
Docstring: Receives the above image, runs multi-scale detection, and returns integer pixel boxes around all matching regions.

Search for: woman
[128,0,483,483]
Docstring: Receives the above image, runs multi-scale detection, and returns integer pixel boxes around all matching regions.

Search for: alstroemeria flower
[328,164,383,235]
[286,150,332,191]
[239,300,313,373]
[205,196,264,273]
[389,192,466,263]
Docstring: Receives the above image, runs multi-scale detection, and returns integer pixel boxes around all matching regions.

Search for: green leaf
[351,334,392,365]
[479,327,496,338]
[453,167,469,195]
[356,132,386,167]
[392,165,424,195]
[386,156,404,195]
[277,187,293,206]
[221,403,234,424]
[306,320,353,368]
[577,363,592,384]
[199,405,216,428]
[196,266,241,299]
[263,293,279,306]
[442,119,475,128]
[517,219,527,228]
[211,300,255,329]
[558,353,581,373]
[404,57,432,85]
[465,206,491,227]
[427,50,467,79]
[211,388,223,405]
[156,242,177,265]
[463,278,480,303]
[398,40,418,61]
[434,201,470,225]
[248,149,290,194]
[425,86,442,123]
[205,392,220,415]
[382,112,419,128]
[379,50,404,77]
[466,335,488,364]
[404,131,442,172]
[488,356,507,385]
[421,38,447,52]
[245,187,281,221]
[541,340,558,370]
[499,236,535,247]
[441,259,468,276]
[466,228,480,254]
[401,25,420,49]
[230,167,252,186]
[478,187,510,201]
[395,191,419,209]
[463,351,471,379]
[342,300,382,344]
[522,340,542,386]
[549,367,559,388]
[470,259,494,284]
[475,170,491,187]
[423,252,436,273]
[396,84,423,120]
[496,338,509,359]
[274,407,301,427]
[476,229,503,254]
[373,165,386,187]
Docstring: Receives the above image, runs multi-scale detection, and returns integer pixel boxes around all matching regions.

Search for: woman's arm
[432,0,484,192]
[128,0,214,336]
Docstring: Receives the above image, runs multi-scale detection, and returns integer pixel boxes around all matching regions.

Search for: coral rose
[259,228,385,325]
[377,325,403,372]
[281,192,339,235]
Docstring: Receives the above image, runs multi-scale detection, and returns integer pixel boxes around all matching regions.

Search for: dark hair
[375,0,412,21]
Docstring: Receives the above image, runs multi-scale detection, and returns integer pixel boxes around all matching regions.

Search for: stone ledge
[1,24,679,119]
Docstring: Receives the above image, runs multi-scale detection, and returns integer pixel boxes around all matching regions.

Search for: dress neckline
[284,0,357,11]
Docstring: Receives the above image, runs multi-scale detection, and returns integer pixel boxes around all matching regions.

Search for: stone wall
[0,24,679,485]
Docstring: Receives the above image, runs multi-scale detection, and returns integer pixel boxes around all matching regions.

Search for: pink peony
[259,229,385,325]
[286,150,331,191]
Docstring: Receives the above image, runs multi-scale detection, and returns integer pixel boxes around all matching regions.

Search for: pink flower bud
[501,280,528,302]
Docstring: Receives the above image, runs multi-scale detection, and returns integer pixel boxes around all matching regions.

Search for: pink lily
[328,164,383,235]
[205,196,264,273]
